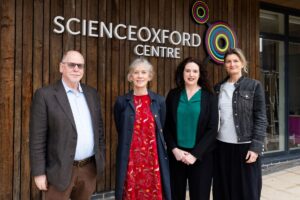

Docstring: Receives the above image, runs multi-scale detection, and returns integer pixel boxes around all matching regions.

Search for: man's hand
[34,175,48,191]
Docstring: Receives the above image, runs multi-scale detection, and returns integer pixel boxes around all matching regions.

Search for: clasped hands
[172,147,197,165]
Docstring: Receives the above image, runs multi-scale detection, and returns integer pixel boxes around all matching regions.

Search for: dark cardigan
[114,90,171,200]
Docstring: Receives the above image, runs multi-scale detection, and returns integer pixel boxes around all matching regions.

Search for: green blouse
[176,89,201,148]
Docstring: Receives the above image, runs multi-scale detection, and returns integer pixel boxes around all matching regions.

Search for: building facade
[260,1,300,162]
[0,0,299,199]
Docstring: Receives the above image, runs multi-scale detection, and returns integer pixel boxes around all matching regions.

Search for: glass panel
[288,42,300,149]
[289,15,300,37]
[260,39,285,152]
[260,10,284,34]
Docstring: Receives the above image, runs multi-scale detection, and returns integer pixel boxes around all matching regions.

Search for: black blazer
[29,80,105,191]
[164,88,218,161]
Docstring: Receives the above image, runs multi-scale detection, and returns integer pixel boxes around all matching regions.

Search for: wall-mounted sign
[53,16,201,59]
[191,1,209,24]
[52,1,238,62]
[192,0,238,64]
[204,21,238,64]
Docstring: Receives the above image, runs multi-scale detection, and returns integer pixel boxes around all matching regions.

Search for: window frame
[260,2,300,158]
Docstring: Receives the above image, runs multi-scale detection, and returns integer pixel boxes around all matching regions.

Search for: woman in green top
[164,57,218,200]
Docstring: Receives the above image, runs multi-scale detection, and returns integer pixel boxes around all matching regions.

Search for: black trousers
[213,141,262,200]
[169,151,213,200]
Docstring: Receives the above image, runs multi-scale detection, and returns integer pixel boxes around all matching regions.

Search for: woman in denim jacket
[213,48,268,200]
[114,58,171,200]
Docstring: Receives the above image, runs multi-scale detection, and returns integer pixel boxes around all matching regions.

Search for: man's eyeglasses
[62,62,85,69]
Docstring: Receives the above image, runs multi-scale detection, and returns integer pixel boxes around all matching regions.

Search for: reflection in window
[289,15,300,37]
[288,43,300,149]
[260,39,285,152]
[260,10,284,34]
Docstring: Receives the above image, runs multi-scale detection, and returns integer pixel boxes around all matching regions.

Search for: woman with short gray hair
[114,58,171,200]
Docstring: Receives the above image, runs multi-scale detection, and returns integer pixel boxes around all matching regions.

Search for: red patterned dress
[123,95,163,200]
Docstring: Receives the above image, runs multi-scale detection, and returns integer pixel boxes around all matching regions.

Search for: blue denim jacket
[214,76,268,155]
[113,90,171,200]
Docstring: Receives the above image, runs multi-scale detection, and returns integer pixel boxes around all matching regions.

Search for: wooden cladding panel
[21,0,33,199]
[13,0,23,199]
[0,1,15,199]
[0,0,259,198]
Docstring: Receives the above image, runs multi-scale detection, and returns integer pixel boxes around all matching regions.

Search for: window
[288,43,300,149]
[260,39,285,152]
[260,10,284,34]
[289,15,300,37]
[260,6,300,152]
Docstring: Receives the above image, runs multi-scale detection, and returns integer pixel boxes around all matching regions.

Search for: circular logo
[205,21,238,64]
[192,1,209,24]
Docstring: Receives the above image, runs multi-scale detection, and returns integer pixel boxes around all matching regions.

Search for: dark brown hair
[175,57,213,93]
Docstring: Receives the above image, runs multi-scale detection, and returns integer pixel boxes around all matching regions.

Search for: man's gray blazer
[29,80,105,191]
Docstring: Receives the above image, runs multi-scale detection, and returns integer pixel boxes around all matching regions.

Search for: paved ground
[94,161,300,200]
[185,165,300,200]
[261,165,300,200]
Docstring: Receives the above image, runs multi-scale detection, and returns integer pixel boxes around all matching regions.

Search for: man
[29,50,105,200]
